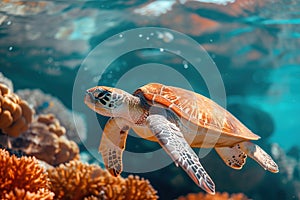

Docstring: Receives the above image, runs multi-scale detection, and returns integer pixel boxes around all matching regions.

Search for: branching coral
[9,114,79,166]
[0,148,54,199]
[4,188,54,200]
[0,83,33,137]
[122,175,158,200]
[177,192,249,200]
[47,160,108,200]
[47,160,158,200]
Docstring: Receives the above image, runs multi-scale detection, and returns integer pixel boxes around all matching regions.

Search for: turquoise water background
[1,0,300,199]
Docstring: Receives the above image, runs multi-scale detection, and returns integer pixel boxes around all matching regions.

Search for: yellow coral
[177,192,249,200]
[47,160,158,200]
[0,83,33,137]
[0,149,53,199]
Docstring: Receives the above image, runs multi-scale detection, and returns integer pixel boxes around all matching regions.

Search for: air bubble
[209,39,213,43]
[159,48,164,52]
[93,75,101,83]
[119,34,123,38]
[8,46,13,51]
[183,60,188,69]
[7,21,11,25]
[138,34,143,38]
[146,37,150,40]
[47,57,53,63]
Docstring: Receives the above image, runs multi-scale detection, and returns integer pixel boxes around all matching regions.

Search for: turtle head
[84,86,129,117]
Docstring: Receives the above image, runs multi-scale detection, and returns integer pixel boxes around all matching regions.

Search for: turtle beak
[84,90,96,105]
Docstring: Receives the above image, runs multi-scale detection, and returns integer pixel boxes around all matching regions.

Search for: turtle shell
[134,83,260,140]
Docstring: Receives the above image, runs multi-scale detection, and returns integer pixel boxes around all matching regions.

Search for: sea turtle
[84,83,278,194]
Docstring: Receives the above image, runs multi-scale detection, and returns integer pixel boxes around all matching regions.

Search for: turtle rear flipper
[215,146,247,169]
[239,141,279,173]
[146,114,215,194]
[99,117,131,176]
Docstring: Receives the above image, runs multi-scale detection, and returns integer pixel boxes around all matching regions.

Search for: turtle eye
[93,89,112,106]
[94,89,111,100]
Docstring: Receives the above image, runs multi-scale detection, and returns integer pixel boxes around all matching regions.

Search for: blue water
[1,0,300,199]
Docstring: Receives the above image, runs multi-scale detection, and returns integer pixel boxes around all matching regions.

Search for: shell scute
[135,83,260,140]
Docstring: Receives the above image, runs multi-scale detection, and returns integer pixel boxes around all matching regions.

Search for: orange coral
[47,160,158,200]
[122,175,158,200]
[0,83,33,137]
[9,114,79,166]
[177,192,249,200]
[4,188,54,200]
[0,148,54,199]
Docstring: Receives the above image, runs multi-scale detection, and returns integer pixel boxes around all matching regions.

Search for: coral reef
[0,147,158,200]
[0,148,54,199]
[4,188,54,200]
[17,89,86,143]
[0,1,51,16]
[177,192,249,200]
[8,114,79,166]
[0,83,33,137]
[0,143,25,158]
[270,144,300,199]
[0,74,80,166]
[47,160,158,200]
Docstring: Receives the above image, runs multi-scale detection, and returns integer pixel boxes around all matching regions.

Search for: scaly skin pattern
[84,83,279,195]
[147,114,215,194]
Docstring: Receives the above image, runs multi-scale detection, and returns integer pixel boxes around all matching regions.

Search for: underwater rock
[132,2,220,36]
[47,160,158,200]
[0,83,33,137]
[177,191,249,200]
[8,114,80,166]
[0,148,54,199]
[132,0,265,18]
[17,89,86,143]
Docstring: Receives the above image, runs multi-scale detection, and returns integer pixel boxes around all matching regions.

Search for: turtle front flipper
[99,117,131,177]
[146,114,215,194]
[215,146,247,169]
[239,141,279,173]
